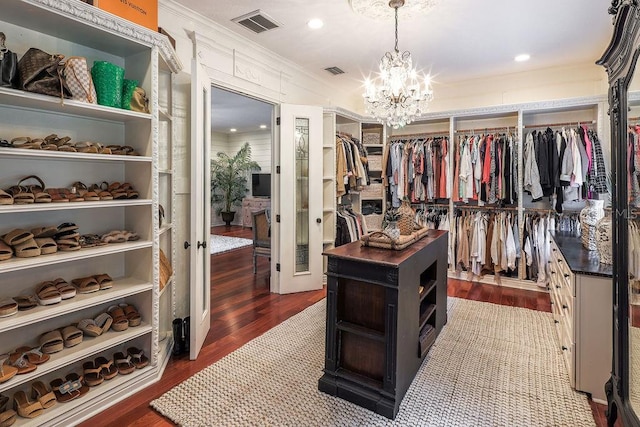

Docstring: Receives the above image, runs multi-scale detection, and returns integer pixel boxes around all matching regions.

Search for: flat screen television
[251,173,271,198]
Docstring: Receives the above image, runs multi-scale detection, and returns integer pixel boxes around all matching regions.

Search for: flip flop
[127,347,149,369]
[49,378,80,403]
[0,357,18,384]
[2,229,33,246]
[0,241,11,261]
[113,352,135,375]
[82,361,104,387]
[14,347,49,366]
[40,330,64,354]
[0,189,12,205]
[3,352,36,375]
[35,237,57,255]
[14,238,41,258]
[95,356,118,380]
[65,373,89,397]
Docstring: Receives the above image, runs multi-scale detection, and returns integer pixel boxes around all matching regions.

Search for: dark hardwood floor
[81,226,614,427]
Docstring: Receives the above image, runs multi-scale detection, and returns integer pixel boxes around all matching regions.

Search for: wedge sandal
[30,381,56,409]
[12,390,43,419]
[94,273,114,290]
[49,378,80,403]
[35,237,57,255]
[0,394,17,427]
[113,352,135,375]
[60,325,83,348]
[77,312,112,337]
[107,306,129,332]
[72,276,100,293]
[39,330,64,354]
[0,299,17,318]
[119,303,141,327]
[95,356,118,380]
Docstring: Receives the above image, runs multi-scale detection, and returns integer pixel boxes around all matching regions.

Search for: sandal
[2,229,33,246]
[94,273,114,290]
[107,182,128,200]
[95,356,118,380]
[0,189,12,205]
[14,347,49,366]
[14,295,37,311]
[119,303,141,327]
[13,238,41,258]
[35,281,62,306]
[30,381,56,409]
[72,276,100,293]
[35,237,57,255]
[56,239,81,252]
[0,394,17,427]
[77,312,112,337]
[71,181,100,201]
[39,330,64,354]
[65,373,89,397]
[0,241,11,261]
[12,390,43,419]
[0,299,17,318]
[122,230,140,242]
[113,351,135,375]
[3,352,36,375]
[17,176,51,203]
[0,356,18,384]
[52,278,76,300]
[5,186,34,204]
[127,347,149,369]
[30,226,58,238]
[101,230,127,244]
[49,378,80,403]
[82,361,104,387]
[60,325,83,348]
[107,306,129,332]
[45,188,70,203]
[79,234,103,248]
[89,182,114,201]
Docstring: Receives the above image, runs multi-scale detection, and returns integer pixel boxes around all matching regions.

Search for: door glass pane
[202,88,208,310]
[295,117,309,273]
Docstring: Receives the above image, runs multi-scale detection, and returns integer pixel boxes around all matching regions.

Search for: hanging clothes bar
[523,119,596,129]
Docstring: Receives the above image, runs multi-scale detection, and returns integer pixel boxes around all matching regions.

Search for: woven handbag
[121,78,138,110]
[63,56,97,103]
[0,32,18,88]
[398,199,416,235]
[17,47,71,98]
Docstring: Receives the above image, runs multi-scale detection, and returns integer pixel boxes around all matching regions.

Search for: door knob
[197,241,207,249]
[316,218,322,224]
[184,241,191,249]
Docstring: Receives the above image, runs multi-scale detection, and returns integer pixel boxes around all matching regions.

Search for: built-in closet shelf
[159,169,174,175]
[159,276,174,298]
[12,364,155,427]
[323,208,335,213]
[363,144,383,148]
[323,176,334,181]
[0,278,152,333]
[419,304,437,330]
[323,239,334,245]
[158,108,173,122]
[159,224,173,236]
[0,147,152,163]
[0,199,152,214]
[323,145,335,149]
[157,336,174,371]
[0,323,152,394]
[0,241,152,274]
[336,321,385,342]
[419,280,437,301]
[0,88,151,123]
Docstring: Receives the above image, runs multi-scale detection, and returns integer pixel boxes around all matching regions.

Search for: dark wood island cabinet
[318,230,448,419]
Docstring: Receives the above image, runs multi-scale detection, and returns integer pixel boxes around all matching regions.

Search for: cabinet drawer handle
[184,241,191,249]
[551,271,556,274]
[562,346,568,351]
[552,248,556,251]
[562,304,568,310]
[554,320,559,324]
[556,285,560,289]
[564,274,569,278]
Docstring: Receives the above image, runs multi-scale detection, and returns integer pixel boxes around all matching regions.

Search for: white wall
[228,130,272,173]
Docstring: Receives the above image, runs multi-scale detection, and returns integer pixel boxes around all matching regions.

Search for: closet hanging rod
[628,116,640,123]
[454,126,516,134]
[336,131,353,138]
[522,120,596,129]
[388,131,449,139]
[523,207,556,214]
[454,204,518,211]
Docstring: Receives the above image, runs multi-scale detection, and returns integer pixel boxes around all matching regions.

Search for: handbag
[62,56,97,103]
[91,60,124,108]
[130,86,150,113]
[17,47,71,98]
[121,78,138,110]
[0,32,18,88]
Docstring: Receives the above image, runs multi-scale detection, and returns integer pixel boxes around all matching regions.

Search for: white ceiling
[191,0,615,130]
[211,87,273,134]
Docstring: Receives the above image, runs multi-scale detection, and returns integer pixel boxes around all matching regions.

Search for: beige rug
[151,298,596,426]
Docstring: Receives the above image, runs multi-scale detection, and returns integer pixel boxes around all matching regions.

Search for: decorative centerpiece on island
[580,198,605,251]
[383,208,401,241]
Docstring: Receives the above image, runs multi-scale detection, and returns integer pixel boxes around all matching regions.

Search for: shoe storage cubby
[0,2,180,425]
[418,261,438,358]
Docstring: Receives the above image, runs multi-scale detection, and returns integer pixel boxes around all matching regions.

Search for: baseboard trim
[448,270,548,293]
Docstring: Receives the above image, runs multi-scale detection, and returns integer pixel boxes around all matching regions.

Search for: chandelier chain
[394,6,399,53]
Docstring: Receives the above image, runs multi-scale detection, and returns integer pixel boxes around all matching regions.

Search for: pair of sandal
[71,273,113,294]
[54,223,81,252]
[39,325,83,354]
[107,303,141,332]
[1,347,49,381]
[77,312,113,337]
[4,175,52,204]
[1,229,42,259]
[101,230,139,244]
[35,278,76,305]
[0,394,17,426]
[50,373,88,403]
[0,299,17,318]
[82,356,119,387]
[114,347,148,375]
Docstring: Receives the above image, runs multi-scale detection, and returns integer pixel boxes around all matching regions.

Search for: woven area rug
[150,298,595,427]
[210,234,252,255]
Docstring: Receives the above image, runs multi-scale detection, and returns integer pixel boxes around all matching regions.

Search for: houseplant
[211,142,261,225]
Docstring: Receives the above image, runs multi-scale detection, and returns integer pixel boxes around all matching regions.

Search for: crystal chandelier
[363,0,434,129]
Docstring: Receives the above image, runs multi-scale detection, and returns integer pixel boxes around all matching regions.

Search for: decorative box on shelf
[363,128,383,145]
[90,0,158,31]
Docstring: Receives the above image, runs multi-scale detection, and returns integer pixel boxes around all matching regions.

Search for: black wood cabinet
[318,230,448,419]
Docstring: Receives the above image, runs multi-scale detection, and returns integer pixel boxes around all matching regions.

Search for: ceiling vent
[325,66,345,76]
[232,10,281,34]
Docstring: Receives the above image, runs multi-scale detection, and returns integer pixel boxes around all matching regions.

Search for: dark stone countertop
[551,231,613,278]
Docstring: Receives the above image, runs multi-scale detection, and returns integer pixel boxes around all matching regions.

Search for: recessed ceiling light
[260,124,267,129]
[515,54,530,62]
[308,18,324,29]
[230,128,237,132]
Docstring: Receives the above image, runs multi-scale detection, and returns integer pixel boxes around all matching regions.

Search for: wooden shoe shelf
[0,1,181,425]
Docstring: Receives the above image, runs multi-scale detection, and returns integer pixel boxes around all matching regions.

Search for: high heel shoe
[12,390,43,419]
[0,394,16,427]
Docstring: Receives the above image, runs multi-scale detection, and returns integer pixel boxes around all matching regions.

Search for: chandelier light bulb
[362,0,434,129]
